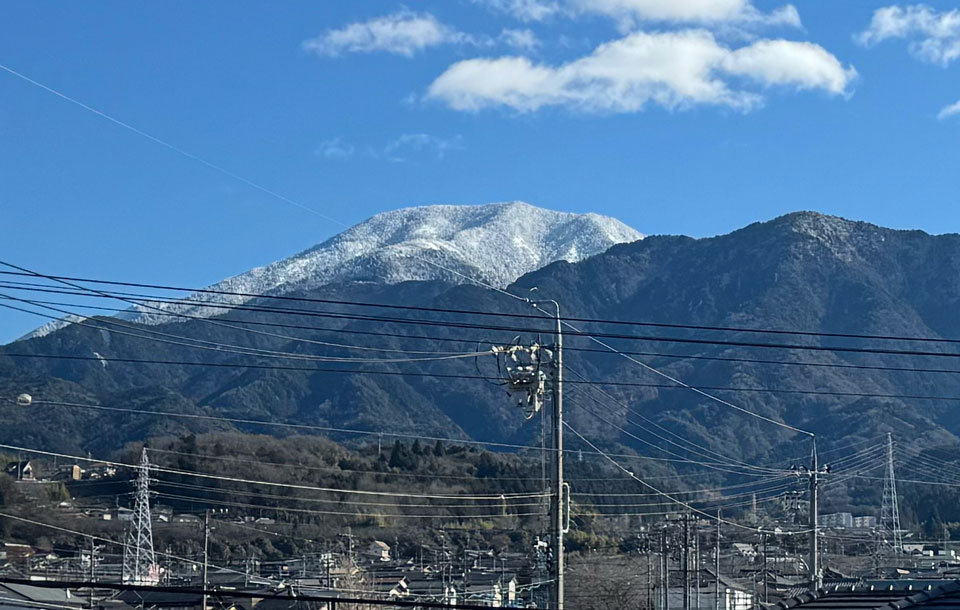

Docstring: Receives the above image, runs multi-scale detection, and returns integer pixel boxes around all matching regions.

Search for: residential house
[362,541,391,562]
[3,461,33,481]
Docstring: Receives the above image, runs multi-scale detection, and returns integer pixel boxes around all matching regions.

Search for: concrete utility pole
[809,442,820,590]
[202,510,210,610]
[662,530,669,610]
[762,532,768,605]
[682,516,690,610]
[493,298,564,610]
[793,438,827,591]
[715,512,721,610]
[548,300,564,610]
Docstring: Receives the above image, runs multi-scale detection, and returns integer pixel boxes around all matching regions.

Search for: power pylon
[879,433,903,555]
[122,448,158,585]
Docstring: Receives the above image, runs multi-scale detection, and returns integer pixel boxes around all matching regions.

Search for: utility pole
[715,513,721,610]
[202,510,210,610]
[682,516,690,610]
[493,298,564,609]
[809,441,820,590]
[762,532,768,605]
[793,438,827,591]
[695,530,701,610]
[88,536,95,610]
[662,529,669,610]
[549,300,564,610]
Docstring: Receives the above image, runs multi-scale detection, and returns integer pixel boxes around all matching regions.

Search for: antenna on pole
[122,447,158,585]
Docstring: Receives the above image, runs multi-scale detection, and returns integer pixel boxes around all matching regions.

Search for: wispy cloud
[315,137,355,160]
[477,0,800,28]
[302,11,540,58]
[856,5,960,66]
[476,0,561,22]
[500,28,541,50]
[427,30,855,114]
[315,134,464,162]
[302,11,468,57]
[939,99,960,120]
[384,134,465,161]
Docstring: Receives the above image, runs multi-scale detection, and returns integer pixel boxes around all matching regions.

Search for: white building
[821,512,854,529]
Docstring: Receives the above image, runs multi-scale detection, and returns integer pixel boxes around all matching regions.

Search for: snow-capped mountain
[21,202,641,337]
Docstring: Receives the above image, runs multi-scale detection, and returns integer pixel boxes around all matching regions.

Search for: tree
[388,440,407,469]
[433,440,445,457]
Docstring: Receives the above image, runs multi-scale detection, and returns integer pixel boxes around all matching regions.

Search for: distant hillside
[4,210,960,498]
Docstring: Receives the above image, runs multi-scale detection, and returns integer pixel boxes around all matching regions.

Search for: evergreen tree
[389,440,405,469]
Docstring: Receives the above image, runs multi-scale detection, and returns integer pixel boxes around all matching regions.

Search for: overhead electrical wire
[6,270,960,347]
[13,290,960,378]
[12,349,960,405]
[147,479,544,509]
[8,273,960,362]
[144,446,633,484]
[0,289,491,364]
[0,442,546,501]
[3,61,955,534]
[151,492,545,520]
[566,390,788,477]
[564,367,787,472]
[562,421,810,534]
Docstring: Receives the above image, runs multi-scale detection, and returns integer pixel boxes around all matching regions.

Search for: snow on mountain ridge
[20,202,642,336]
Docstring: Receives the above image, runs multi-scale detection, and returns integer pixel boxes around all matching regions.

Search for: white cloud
[476,0,561,22]
[426,30,855,113]
[384,134,465,161]
[570,0,800,27]
[478,0,799,27]
[500,28,541,50]
[303,12,544,58]
[939,99,960,119]
[856,5,960,66]
[316,137,355,159]
[302,11,467,57]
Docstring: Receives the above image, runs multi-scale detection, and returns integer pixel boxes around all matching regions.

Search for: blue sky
[1,0,959,342]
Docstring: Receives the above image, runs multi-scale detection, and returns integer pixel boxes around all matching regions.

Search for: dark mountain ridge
[4,211,960,473]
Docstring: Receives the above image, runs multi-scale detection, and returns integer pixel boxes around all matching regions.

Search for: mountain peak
[34,202,639,332]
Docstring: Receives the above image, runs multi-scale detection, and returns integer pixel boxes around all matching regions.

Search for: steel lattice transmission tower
[879,433,903,554]
[122,448,159,585]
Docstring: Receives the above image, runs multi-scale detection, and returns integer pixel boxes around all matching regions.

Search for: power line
[13,352,960,404]
[152,491,546,520]
[144,446,629,483]
[3,397,541,451]
[9,275,960,361]
[0,442,546,501]
[6,270,960,347]
[15,290,960,378]
[565,369,785,472]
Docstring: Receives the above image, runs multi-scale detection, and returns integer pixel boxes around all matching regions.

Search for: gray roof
[776,580,960,610]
